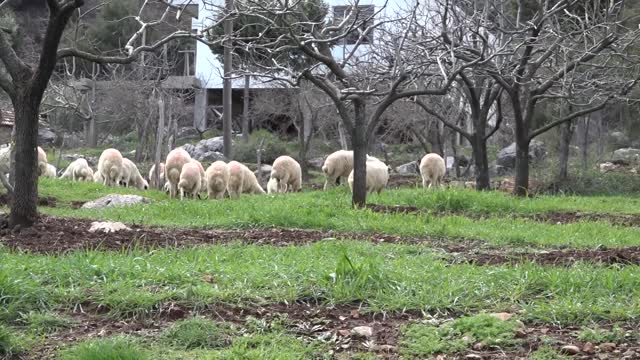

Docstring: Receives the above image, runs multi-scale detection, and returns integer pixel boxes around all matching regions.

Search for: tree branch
[0,67,15,97]
[485,94,503,141]
[529,99,609,140]
[57,31,210,63]
[414,98,471,141]
[31,0,81,97]
[0,29,31,81]
[533,34,618,95]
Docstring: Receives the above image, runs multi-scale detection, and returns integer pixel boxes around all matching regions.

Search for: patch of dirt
[26,302,640,360]
[0,214,477,255]
[366,204,640,227]
[0,194,56,207]
[2,215,640,266]
[460,247,640,266]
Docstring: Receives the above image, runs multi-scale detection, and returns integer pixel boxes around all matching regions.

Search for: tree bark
[558,120,574,180]
[242,74,250,142]
[10,95,40,227]
[471,136,490,190]
[581,116,590,172]
[351,98,367,208]
[514,137,530,196]
[87,116,97,147]
[153,98,165,189]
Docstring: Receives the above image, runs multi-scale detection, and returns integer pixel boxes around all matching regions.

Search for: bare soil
[1,215,640,266]
[27,301,640,359]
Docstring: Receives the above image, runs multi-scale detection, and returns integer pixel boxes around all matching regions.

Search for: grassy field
[0,178,638,359]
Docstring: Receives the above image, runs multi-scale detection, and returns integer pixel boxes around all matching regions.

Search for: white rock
[89,221,131,233]
[81,194,152,209]
[351,326,373,338]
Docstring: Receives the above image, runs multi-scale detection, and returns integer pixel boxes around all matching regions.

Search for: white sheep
[266,177,279,194]
[98,148,124,186]
[420,153,446,189]
[227,161,265,198]
[347,158,389,195]
[60,158,94,181]
[321,150,379,190]
[37,146,48,177]
[270,155,302,193]
[93,170,103,183]
[178,162,202,200]
[43,164,57,178]
[191,159,207,193]
[148,162,166,189]
[121,158,148,190]
[205,161,229,200]
[165,148,192,198]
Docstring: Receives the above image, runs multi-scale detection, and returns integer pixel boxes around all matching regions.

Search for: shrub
[234,130,292,164]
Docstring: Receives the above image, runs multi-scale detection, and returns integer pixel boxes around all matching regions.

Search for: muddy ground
[1,215,640,266]
[28,301,640,359]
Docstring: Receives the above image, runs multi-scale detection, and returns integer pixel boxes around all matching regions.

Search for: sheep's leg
[422,176,427,189]
[281,174,290,193]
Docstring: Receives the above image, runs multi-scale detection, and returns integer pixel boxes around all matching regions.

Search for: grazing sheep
[266,177,279,194]
[60,158,94,181]
[270,155,302,193]
[191,159,207,193]
[227,161,265,198]
[178,162,202,200]
[322,150,352,190]
[205,161,229,200]
[419,153,446,189]
[347,158,389,195]
[321,150,379,190]
[165,148,192,198]
[148,162,166,189]
[43,164,57,178]
[98,148,124,186]
[37,146,48,176]
[93,170,104,183]
[121,158,148,190]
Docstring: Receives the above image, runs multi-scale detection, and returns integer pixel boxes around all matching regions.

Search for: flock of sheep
[36,145,447,199]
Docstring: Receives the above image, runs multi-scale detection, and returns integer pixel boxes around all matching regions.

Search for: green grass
[1,241,639,325]
[577,325,629,344]
[144,331,329,359]
[0,324,25,358]
[373,187,640,215]
[60,337,149,360]
[529,346,571,360]
[19,311,73,335]
[38,179,640,249]
[161,318,235,350]
[399,313,520,357]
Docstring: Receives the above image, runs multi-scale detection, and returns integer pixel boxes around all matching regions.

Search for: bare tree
[0,0,220,227]
[444,0,640,195]
[217,0,475,206]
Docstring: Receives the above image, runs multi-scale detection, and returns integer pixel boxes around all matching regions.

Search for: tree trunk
[581,116,590,172]
[558,120,574,180]
[87,116,97,148]
[242,74,250,142]
[514,137,530,196]
[471,135,490,190]
[337,121,348,150]
[9,95,40,227]
[153,98,165,189]
[351,99,367,208]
